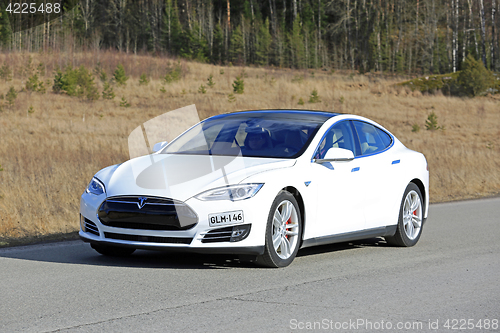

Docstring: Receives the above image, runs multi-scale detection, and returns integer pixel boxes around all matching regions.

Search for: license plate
[209,210,244,227]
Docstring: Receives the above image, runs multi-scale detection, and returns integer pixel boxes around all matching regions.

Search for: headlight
[86,177,106,195]
[195,184,263,201]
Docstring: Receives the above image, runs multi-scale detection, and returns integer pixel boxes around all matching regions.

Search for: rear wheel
[257,191,302,268]
[385,183,424,247]
[91,244,136,256]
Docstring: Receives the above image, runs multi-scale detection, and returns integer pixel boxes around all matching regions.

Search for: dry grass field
[0,51,499,242]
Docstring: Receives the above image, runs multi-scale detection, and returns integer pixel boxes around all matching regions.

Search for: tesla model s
[80,110,429,267]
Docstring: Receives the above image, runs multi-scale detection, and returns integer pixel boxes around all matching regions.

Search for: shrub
[21,56,34,77]
[399,55,496,97]
[309,89,321,103]
[99,70,108,83]
[139,73,150,85]
[457,55,495,96]
[399,73,460,95]
[102,81,115,100]
[37,63,46,76]
[0,65,12,81]
[198,84,207,94]
[26,73,46,93]
[425,111,443,131]
[232,76,244,94]
[120,97,131,107]
[297,97,305,105]
[6,86,17,106]
[164,62,183,83]
[0,93,5,112]
[412,124,421,133]
[113,64,128,86]
[228,93,236,102]
[52,66,99,100]
[52,68,64,93]
[94,63,107,83]
[207,74,215,88]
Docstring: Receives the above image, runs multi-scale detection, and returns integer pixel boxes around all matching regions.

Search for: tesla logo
[137,197,147,209]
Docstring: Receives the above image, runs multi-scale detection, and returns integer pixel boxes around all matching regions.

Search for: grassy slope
[0,51,499,242]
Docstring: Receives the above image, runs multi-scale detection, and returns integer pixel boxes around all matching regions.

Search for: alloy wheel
[403,190,422,240]
[272,200,300,259]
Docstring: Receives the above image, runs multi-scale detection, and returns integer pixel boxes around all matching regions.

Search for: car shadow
[0,240,254,270]
[0,237,391,270]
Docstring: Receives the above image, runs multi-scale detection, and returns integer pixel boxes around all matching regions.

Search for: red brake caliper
[285,218,291,239]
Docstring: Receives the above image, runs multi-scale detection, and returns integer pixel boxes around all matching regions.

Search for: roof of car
[210,110,339,123]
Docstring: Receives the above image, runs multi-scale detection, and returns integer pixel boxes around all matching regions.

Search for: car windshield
[163,112,331,158]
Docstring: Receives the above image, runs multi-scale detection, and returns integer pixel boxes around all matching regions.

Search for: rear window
[352,121,392,155]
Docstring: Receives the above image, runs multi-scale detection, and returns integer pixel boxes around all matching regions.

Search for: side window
[315,121,356,159]
[352,121,392,155]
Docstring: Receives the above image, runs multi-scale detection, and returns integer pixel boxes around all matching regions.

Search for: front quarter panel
[241,162,317,242]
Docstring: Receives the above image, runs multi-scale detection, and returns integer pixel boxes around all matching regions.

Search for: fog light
[230,224,251,242]
[80,214,86,232]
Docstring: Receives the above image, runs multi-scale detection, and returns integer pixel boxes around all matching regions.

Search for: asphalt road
[1,197,499,333]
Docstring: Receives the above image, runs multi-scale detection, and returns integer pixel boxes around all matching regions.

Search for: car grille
[98,196,198,231]
[201,227,233,243]
[104,232,192,244]
[84,218,100,236]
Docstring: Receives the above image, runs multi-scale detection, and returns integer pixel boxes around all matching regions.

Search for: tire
[91,244,136,257]
[257,191,302,268]
[385,183,424,247]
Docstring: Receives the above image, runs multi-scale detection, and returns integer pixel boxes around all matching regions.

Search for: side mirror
[315,147,354,163]
[152,141,168,153]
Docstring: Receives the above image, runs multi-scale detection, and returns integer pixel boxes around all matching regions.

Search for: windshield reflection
[164,115,323,158]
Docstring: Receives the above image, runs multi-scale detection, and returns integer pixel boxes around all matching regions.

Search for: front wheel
[385,183,424,247]
[257,191,302,268]
[91,244,136,257]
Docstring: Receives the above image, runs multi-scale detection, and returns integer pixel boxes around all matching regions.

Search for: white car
[80,110,429,267]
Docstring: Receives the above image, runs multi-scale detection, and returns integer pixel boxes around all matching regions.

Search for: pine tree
[167,0,186,56]
[425,111,442,131]
[0,8,12,47]
[212,24,225,64]
[113,64,129,86]
[308,88,321,103]
[207,74,215,88]
[6,86,17,106]
[256,19,271,65]
[230,25,245,64]
[290,15,305,69]
[139,73,150,85]
[233,76,245,94]
[102,81,115,99]
[457,55,495,96]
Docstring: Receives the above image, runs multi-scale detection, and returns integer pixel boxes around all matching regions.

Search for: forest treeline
[0,0,499,74]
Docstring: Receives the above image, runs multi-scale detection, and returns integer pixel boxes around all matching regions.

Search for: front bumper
[79,232,264,255]
[79,191,270,255]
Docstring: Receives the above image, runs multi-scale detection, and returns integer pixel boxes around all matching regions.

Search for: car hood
[96,154,295,201]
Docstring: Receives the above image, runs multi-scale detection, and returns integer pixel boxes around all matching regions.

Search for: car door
[308,121,365,237]
[351,121,398,229]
